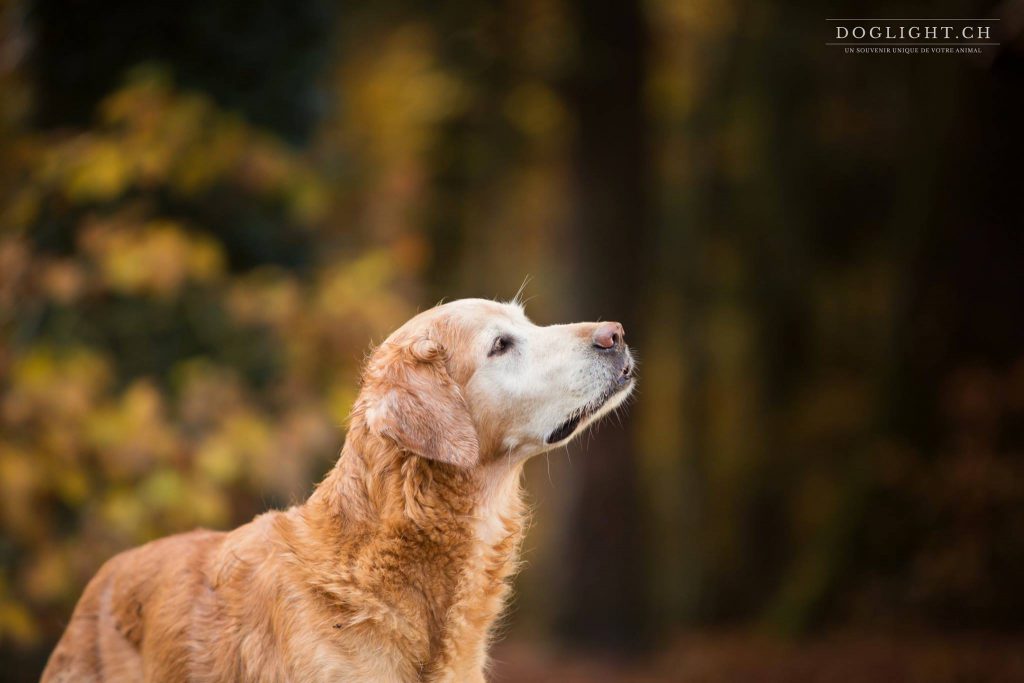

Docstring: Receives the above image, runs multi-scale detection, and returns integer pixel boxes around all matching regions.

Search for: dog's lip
[619,358,635,383]
[545,373,634,445]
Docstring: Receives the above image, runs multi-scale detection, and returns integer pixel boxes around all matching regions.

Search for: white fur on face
[443,299,635,460]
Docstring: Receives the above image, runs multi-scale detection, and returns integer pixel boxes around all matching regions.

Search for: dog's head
[356,298,635,467]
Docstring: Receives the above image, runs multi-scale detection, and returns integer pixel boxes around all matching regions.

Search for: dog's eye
[489,335,513,357]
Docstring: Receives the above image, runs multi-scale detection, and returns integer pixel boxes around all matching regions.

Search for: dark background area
[1,0,1023,679]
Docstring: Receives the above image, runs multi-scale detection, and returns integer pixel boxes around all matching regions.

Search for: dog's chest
[298,522,523,682]
[418,492,525,677]
[285,463,528,680]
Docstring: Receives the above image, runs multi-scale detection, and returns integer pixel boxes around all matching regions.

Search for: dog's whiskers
[512,275,532,306]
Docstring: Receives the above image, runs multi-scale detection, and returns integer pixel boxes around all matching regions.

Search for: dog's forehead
[438,298,527,329]
[386,299,528,348]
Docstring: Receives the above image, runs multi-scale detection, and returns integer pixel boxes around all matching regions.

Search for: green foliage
[0,68,414,648]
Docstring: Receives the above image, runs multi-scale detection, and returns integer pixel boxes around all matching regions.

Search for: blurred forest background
[2,0,1024,680]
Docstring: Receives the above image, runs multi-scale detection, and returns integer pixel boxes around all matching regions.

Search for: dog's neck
[306,421,525,530]
[298,419,527,676]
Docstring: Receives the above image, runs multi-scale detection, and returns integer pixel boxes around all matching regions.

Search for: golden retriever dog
[42,298,635,682]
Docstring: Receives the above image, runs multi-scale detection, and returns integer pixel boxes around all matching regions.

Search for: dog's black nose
[593,322,625,351]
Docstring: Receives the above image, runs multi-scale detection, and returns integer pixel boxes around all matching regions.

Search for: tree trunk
[554,0,651,649]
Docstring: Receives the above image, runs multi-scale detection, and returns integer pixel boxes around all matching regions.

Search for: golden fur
[42,300,630,682]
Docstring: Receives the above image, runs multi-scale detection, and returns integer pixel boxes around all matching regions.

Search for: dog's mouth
[545,359,635,444]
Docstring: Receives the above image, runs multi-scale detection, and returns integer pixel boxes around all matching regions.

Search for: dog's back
[42,529,226,682]
[41,508,417,682]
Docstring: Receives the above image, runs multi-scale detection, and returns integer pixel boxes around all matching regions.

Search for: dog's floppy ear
[362,336,479,467]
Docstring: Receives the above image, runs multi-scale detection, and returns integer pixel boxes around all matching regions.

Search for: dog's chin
[544,375,635,446]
